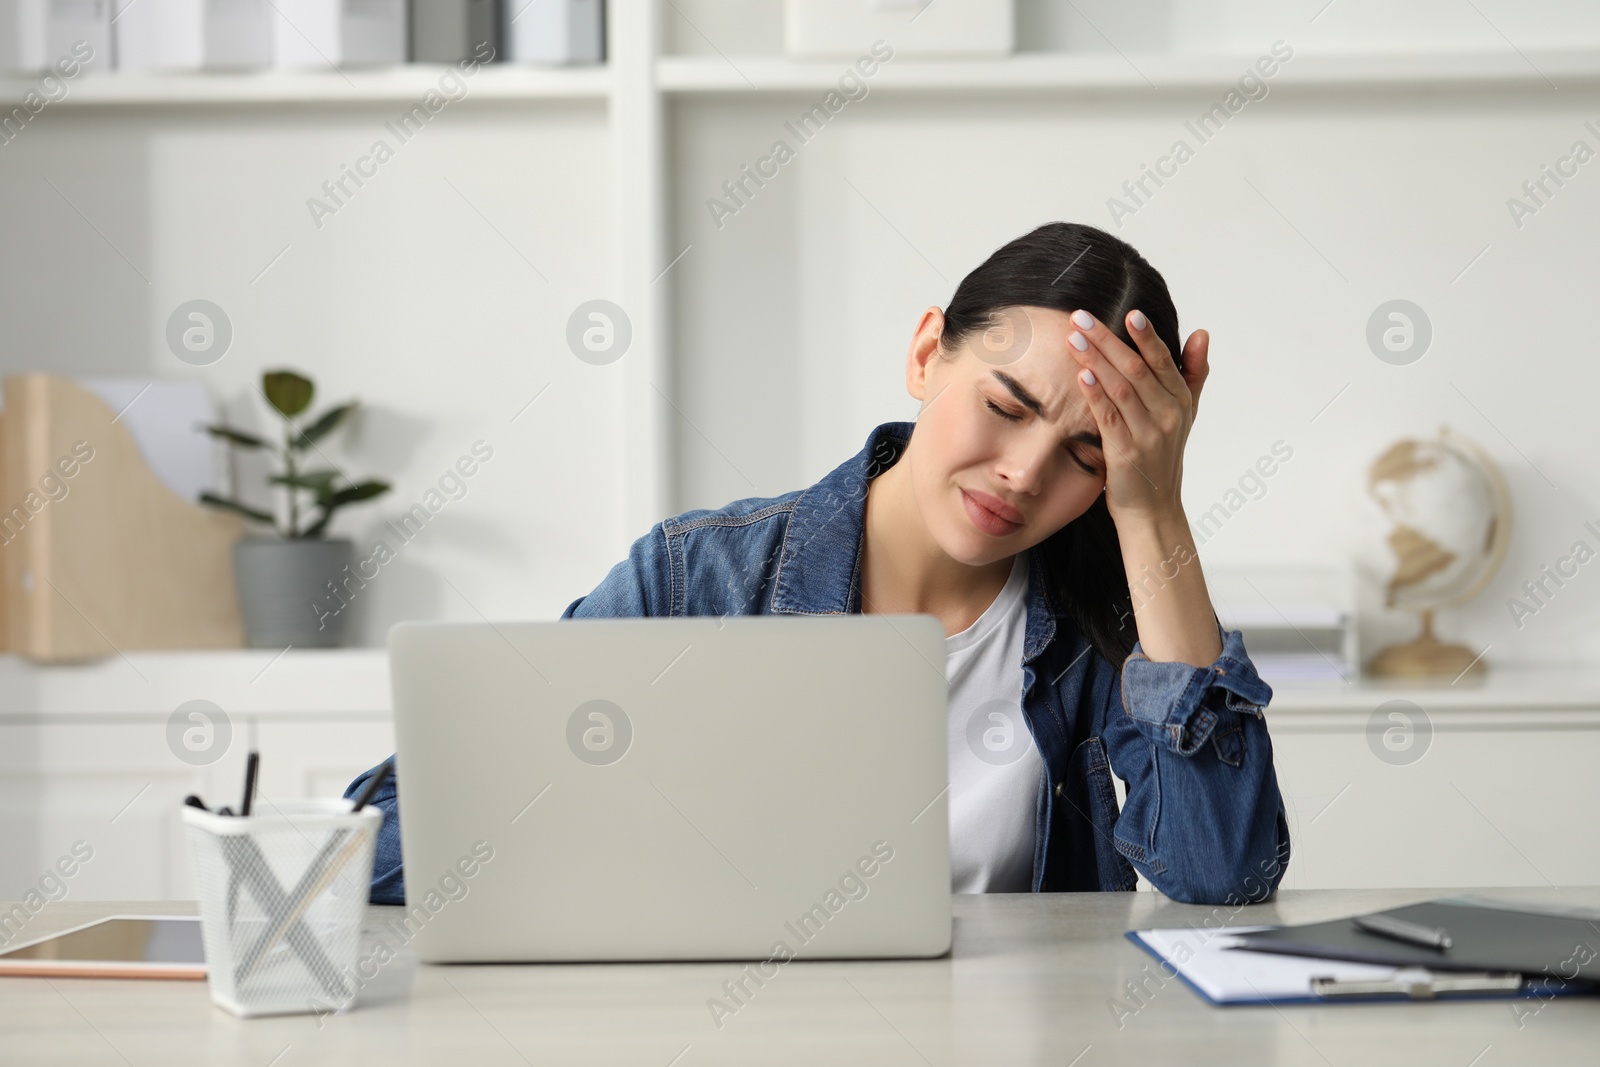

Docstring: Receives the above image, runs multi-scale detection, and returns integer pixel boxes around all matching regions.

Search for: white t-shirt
[946,553,1040,894]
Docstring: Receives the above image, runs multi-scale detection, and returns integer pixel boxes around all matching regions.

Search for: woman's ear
[906,307,947,401]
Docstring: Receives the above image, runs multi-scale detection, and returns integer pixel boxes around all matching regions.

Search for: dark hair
[939,222,1183,666]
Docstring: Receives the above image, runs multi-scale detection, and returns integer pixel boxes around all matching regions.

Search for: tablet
[0,915,206,979]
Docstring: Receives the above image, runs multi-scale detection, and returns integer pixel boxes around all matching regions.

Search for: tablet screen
[0,917,205,976]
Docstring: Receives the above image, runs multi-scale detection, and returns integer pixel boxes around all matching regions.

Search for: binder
[501,0,600,65]
[411,0,497,63]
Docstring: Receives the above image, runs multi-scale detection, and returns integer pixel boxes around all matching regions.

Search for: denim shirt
[350,421,1291,906]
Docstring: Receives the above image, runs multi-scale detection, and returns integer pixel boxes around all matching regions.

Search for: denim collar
[770,420,1061,665]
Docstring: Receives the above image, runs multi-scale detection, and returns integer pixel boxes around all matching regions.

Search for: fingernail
[1129,309,1148,330]
[1071,310,1095,330]
[1080,369,1096,386]
[1068,331,1089,352]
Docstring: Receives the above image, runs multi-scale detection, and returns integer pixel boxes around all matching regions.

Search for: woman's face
[902,305,1109,568]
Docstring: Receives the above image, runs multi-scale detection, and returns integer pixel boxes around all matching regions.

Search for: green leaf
[268,470,339,494]
[299,480,391,539]
[199,492,276,526]
[291,402,357,451]
[203,424,268,449]
[323,480,391,508]
[263,370,314,419]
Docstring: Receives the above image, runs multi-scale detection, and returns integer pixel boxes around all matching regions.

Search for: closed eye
[984,398,1022,422]
[985,398,1100,476]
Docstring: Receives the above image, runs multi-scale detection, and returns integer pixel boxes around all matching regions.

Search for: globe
[1363,426,1512,680]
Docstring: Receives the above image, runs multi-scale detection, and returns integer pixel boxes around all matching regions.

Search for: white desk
[3,888,1595,1065]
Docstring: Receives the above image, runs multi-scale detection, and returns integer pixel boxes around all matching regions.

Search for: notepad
[1128,927,1585,1006]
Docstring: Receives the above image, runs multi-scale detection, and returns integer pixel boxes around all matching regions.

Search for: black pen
[240,751,260,817]
[1353,913,1453,950]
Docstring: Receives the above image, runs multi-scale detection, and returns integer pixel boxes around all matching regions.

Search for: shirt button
[1054,780,1065,797]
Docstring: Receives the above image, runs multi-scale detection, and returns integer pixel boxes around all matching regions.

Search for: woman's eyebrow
[991,371,1102,449]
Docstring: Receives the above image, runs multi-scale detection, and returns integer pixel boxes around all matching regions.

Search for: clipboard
[1126,926,1588,1006]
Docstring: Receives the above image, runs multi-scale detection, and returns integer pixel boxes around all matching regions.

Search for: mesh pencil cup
[183,798,381,1018]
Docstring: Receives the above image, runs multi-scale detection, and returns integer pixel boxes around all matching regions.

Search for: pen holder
[182,799,380,1018]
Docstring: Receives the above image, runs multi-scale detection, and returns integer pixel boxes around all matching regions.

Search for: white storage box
[0,0,112,70]
[0,0,111,72]
[204,0,271,68]
[784,0,1013,58]
[114,0,273,71]
[112,0,203,71]
[270,0,406,68]
[114,0,403,71]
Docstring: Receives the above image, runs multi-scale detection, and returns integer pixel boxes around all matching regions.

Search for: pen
[1353,913,1453,951]
[240,751,259,817]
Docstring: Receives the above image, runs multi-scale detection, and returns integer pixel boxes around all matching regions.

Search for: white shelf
[7,48,1592,106]
[1268,663,1600,715]
[658,48,1600,94]
[0,64,612,106]
[0,649,390,718]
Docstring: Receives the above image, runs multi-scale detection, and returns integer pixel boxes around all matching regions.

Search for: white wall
[0,99,629,645]
[665,0,1600,669]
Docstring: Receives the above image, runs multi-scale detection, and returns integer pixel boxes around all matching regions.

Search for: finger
[1182,328,1211,415]
[1067,318,1152,430]
[1076,366,1161,493]
[1073,361,1134,451]
[1124,309,1189,396]
[1067,309,1171,412]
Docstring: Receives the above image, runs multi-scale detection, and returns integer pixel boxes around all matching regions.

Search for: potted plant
[200,370,390,648]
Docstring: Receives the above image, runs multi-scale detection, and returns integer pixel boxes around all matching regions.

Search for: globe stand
[1366,609,1486,681]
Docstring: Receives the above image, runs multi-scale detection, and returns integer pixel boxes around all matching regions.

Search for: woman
[350,221,1290,907]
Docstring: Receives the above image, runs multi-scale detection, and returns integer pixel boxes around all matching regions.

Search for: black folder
[1234,899,1600,982]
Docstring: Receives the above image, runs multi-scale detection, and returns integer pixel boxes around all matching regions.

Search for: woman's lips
[961,488,1023,536]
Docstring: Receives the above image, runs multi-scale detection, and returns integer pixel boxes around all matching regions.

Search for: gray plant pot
[233,538,355,649]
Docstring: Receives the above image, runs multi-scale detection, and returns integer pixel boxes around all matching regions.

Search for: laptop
[387,615,952,962]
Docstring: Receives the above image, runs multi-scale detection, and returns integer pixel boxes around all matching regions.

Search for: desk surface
[3,888,1595,1066]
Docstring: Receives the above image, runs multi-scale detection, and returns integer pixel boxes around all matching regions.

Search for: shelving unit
[6,2,1600,897]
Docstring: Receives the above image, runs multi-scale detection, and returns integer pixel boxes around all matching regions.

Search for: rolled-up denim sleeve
[344,759,404,905]
[1103,622,1291,905]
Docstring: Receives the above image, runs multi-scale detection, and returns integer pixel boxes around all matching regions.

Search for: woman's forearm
[1116,506,1223,668]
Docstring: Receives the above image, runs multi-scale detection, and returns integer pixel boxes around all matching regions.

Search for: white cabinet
[1266,669,1600,890]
